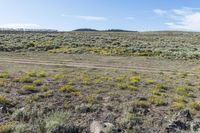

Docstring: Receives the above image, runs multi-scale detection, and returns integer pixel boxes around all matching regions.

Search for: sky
[0,0,200,31]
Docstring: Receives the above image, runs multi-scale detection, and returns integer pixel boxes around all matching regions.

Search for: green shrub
[155,84,168,91]
[83,95,97,104]
[148,95,166,106]
[0,72,9,78]
[42,90,53,97]
[22,85,35,91]
[132,100,150,108]
[44,111,72,133]
[0,122,15,133]
[129,76,140,83]
[175,86,192,97]
[0,79,7,87]
[37,71,47,77]
[33,79,42,86]
[127,85,138,91]
[189,101,200,111]
[0,95,7,104]
[171,102,185,111]
[40,86,49,92]
[53,74,64,80]
[146,79,155,85]
[15,123,29,133]
[173,96,186,103]
[16,75,32,83]
[59,85,76,92]
[26,71,37,77]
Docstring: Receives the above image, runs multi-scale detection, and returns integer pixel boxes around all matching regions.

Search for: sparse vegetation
[1,31,200,132]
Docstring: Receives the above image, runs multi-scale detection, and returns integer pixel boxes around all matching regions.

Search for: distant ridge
[73,28,137,32]
[73,28,98,32]
[104,29,137,32]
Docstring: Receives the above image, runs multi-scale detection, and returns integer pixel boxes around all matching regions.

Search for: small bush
[0,95,7,104]
[127,85,138,91]
[42,90,53,97]
[175,86,192,97]
[132,100,150,108]
[171,102,185,111]
[53,74,64,80]
[82,73,90,84]
[146,79,155,85]
[14,123,29,133]
[189,101,200,111]
[83,95,97,104]
[37,71,47,77]
[173,96,186,103]
[0,72,9,78]
[40,86,49,92]
[44,111,72,133]
[0,122,15,133]
[31,94,40,101]
[0,79,7,87]
[148,95,166,106]
[129,76,140,83]
[71,91,81,96]
[26,71,37,77]
[33,79,42,86]
[155,84,168,91]
[22,85,35,91]
[59,85,76,92]
[16,75,32,83]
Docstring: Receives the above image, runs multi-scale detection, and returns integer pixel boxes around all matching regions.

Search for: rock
[191,119,200,132]
[0,104,8,113]
[175,109,192,122]
[90,121,115,133]
[165,109,193,132]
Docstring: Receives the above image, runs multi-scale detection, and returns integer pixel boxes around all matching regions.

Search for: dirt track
[0,56,196,75]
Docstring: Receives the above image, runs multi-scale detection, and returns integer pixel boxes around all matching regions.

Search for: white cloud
[76,16,107,21]
[61,14,107,21]
[153,9,167,16]
[0,23,40,29]
[154,8,200,31]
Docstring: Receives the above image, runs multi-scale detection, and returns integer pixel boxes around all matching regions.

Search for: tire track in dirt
[0,57,183,72]
[0,58,196,75]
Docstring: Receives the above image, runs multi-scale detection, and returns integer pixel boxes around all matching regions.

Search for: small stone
[165,109,193,132]
[90,121,115,133]
[191,120,200,132]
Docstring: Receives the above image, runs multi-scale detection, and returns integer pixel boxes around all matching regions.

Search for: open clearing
[1,52,200,132]
[1,31,200,132]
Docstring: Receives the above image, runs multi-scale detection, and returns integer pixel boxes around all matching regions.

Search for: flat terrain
[1,31,200,132]
[1,52,200,132]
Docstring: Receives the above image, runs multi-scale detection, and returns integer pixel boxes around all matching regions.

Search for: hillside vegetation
[1,31,200,59]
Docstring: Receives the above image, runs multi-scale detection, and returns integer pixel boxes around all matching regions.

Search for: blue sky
[0,0,200,31]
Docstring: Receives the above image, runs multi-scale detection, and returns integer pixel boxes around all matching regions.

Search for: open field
[0,32,200,133]
[0,50,200,132]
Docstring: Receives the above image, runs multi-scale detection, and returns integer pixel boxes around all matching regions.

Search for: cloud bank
[154,8,200,31]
